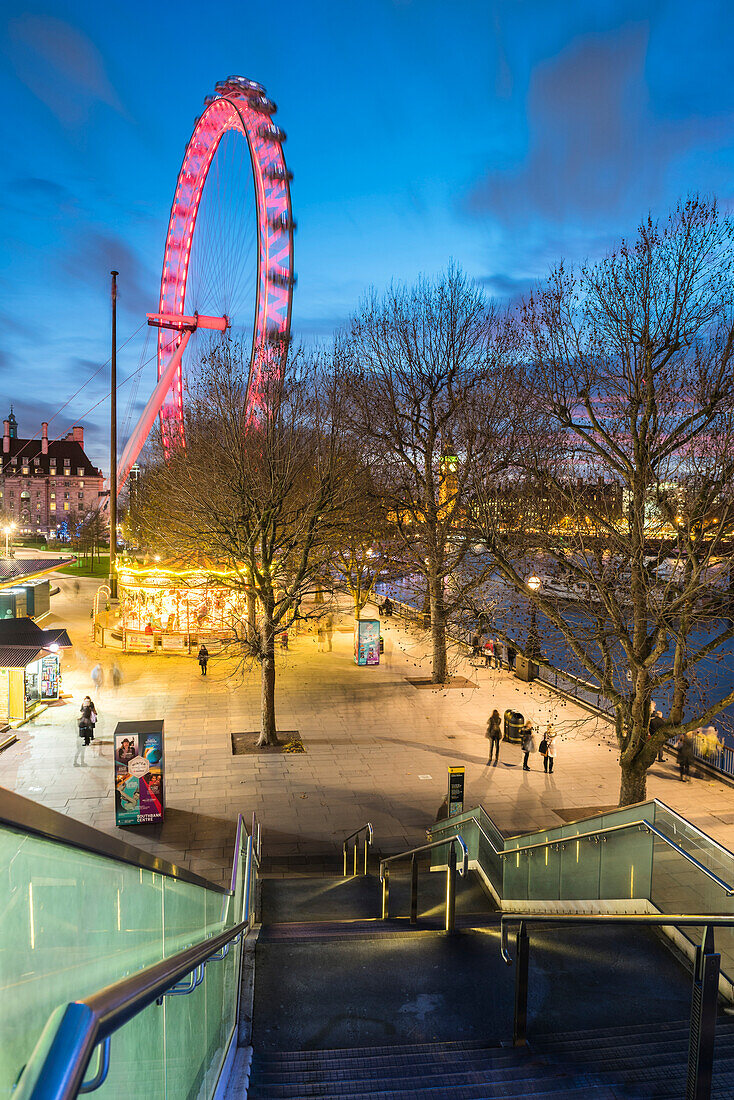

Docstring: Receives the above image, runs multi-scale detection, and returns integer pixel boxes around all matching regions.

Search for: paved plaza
[3,571,734,885]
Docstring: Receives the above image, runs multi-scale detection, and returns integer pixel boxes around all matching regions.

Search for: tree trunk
[247,589,256,646]
[430,580,448,684]
[257,621,278,747]
[618,760,647,806]
[354,596,361,621]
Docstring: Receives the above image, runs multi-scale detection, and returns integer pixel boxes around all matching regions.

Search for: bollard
[381,867,389,919]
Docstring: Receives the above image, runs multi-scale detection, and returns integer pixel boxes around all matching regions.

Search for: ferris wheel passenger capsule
[251,97,277,115]
[259,124,287,144]
[269,212,296,232]
[265,166,293,183]
[269,269,297,288]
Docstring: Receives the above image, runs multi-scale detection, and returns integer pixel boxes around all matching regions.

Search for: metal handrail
[343,821,373,846]
[380,834,469,932]
[15,820,255,1100]
[431,809,734,896]
[343,822,374,877]
[500,912,734,965]
[380,835,469,879]
[15,917,250,1100]
[653,799,734,862]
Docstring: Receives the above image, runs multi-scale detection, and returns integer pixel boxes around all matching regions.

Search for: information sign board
[447,766,465,818]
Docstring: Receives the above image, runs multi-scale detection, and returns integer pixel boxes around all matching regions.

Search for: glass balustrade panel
[559,836,603,900]
[526,840,562,901]
[0,820,241,1100]
[598,826,654,902]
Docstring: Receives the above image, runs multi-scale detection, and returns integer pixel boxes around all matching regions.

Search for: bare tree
[137,340,352,746]
[475,199,734,805]
[343,265,512,682]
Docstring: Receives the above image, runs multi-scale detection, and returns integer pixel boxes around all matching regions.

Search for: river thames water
[380,554,734,741]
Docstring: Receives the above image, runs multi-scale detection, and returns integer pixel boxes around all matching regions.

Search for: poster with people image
[114,720,165,826]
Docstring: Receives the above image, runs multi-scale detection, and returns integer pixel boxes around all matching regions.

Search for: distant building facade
[0,410,105,537]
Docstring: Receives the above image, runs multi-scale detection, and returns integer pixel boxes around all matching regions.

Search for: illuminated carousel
[115,560,246,652]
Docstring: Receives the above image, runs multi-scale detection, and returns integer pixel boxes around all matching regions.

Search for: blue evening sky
[2,0,734,471]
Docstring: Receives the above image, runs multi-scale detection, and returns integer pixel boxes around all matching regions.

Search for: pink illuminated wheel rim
[157,76,295,452]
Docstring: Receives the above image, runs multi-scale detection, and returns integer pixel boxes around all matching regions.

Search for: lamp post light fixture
[3,523,16,558]
[526,574,542,662]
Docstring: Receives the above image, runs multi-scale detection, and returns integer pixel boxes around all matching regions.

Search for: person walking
[76,696,97,765]
[325,614,334,652]
[540,724,557,773]
[521,720,536,770]
[486,708,502,765]
[111,662,123,690]
[198,644,209,676]
[317,623,326,652]
[90,663,104,692]
[677,731,694,781]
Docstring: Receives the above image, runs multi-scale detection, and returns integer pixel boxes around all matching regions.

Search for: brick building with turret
[0,409,105,537]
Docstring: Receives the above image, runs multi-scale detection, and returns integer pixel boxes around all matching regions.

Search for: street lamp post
[526,574,542,662]
[3,523,15,558]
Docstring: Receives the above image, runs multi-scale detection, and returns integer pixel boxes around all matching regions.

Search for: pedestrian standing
[483,637,495,667]
[540,724,557,773]
[382,596,393,617]
[648,706,665,762]
[507,642,517,671]
[317,623,326,652]
[521,720,536,770]
[76,696,97,765]
[198,644,209,676]
[325,614,334,652]
[91,663,104,692]
[678,731,694,781]
[471,631,481,660]
[486,708,502,765]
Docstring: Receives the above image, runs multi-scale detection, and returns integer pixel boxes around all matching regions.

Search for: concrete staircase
[245,867,731,1099]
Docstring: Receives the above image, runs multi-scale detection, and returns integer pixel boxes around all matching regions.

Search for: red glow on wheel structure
[117,76,295,489]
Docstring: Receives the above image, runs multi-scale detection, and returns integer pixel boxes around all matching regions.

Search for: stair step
[248,1074,619,1100]
[252,1051,536,1082]
[251,1059,575,1094]
[259,914,502,942]
[256,1038,500,1063]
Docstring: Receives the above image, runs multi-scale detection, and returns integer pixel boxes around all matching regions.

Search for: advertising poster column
[354,619,380,665]
[114,719,165,826]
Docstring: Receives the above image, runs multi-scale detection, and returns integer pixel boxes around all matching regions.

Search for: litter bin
[504,709,524,743]
[515,655,538,682]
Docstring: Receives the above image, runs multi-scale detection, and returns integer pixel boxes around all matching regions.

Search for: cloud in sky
[62,229,155,318]
[7,15,124,126]
[465,22,731,230]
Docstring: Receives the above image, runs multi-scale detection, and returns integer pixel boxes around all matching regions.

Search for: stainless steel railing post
[382,866,389,919]
[513,922,529,1047]
[410,854,418,925]
[446,843,457,933]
